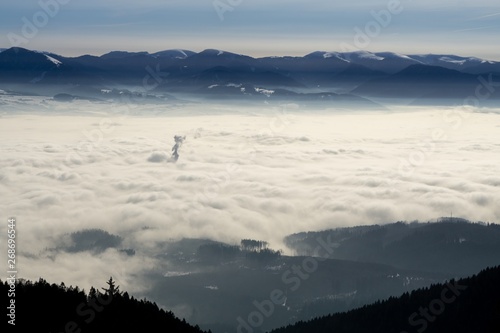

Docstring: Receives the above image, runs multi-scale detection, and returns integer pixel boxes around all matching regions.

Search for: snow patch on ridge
[439,56,467,65]
[323,52,350,63]
[45,55,62,67]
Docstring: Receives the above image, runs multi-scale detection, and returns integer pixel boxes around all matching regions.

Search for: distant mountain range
[1,47,500,105]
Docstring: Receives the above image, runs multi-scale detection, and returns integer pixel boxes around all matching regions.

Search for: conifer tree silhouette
[102,277,121,296]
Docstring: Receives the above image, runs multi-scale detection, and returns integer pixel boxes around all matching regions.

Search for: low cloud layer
[1,101,499,294]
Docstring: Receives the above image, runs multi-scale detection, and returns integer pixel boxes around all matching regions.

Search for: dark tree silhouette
[1,277,208,333]
[102,276,121,296]
[241,239,269,251]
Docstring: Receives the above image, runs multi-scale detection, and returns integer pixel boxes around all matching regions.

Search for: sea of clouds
[1,98,499,294]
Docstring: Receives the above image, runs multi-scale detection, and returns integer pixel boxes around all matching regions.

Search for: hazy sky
[1,0,499,59]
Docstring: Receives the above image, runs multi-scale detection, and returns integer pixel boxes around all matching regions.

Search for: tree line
[1,277,209,333]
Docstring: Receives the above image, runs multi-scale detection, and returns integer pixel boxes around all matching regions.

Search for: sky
[0,0,499,59]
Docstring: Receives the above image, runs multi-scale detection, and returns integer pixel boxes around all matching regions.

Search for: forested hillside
[285,220,500,275]
[2,277,208,333]
[270,265,500,333]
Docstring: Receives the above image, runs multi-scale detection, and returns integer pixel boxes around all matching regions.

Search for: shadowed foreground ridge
[270,265,500,333]
[1,277,209,333]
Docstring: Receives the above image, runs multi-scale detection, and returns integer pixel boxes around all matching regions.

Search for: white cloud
[0,101,499,293]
